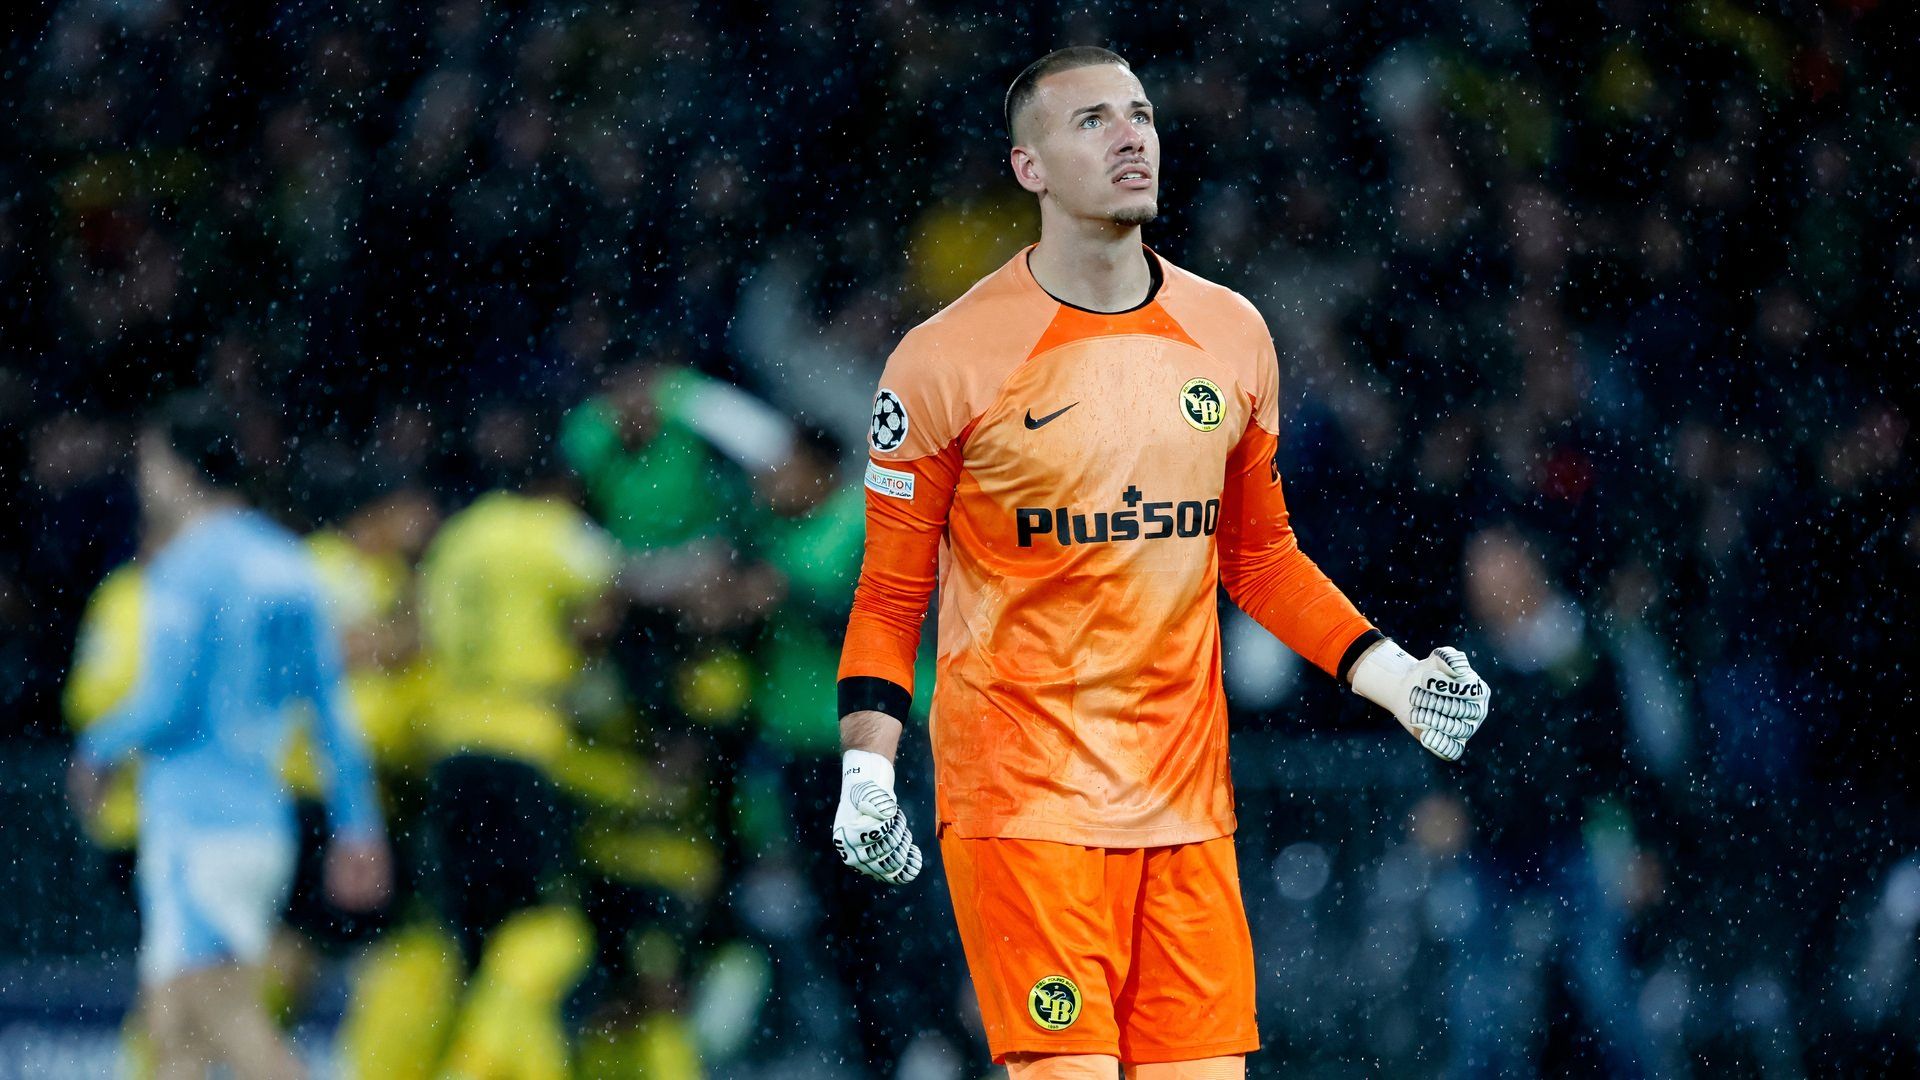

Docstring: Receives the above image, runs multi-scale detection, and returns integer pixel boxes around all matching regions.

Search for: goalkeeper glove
[1350,640,1490,762]
[831,749,922,885]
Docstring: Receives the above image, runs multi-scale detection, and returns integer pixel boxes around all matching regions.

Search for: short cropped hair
[1005,46,1131,143]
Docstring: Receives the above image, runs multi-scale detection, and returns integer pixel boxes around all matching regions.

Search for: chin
[1110,202,1158,227]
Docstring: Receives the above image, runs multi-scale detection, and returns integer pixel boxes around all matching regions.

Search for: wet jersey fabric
[417,492,619,769]
[77,509,383,841]
[840,246,1375,846]
[941,833,1258,1063]
[67,547,412,845]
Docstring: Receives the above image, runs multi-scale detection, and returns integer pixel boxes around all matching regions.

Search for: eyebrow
[1068,99,1153,119]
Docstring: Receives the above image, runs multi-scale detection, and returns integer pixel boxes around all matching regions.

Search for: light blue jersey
[79,508,383,841]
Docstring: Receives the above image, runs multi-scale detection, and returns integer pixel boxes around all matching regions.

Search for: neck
[149,490,242,548]
[1029,208,1150,313]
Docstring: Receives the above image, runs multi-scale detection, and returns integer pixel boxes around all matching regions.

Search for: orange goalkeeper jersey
[840,245,1377,846]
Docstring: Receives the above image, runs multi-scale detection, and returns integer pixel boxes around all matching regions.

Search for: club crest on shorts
[1027,974,1082,1031]
[870,388,909,451]
[1180,378,1224,431]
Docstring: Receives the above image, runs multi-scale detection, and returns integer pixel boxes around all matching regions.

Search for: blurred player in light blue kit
[68,394,391,1080]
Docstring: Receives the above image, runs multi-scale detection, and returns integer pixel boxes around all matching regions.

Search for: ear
[1010,144,1046,196]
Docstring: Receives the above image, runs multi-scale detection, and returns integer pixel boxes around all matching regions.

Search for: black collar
[1028,246,1164,315]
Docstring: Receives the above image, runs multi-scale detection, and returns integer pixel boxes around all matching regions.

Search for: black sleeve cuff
[838,676,912,722]
[1336,629,1386,686]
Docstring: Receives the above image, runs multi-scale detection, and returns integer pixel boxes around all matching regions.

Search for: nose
[1112,119,1144,159]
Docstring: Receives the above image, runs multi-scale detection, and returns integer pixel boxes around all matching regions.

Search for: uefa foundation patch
[1027,974,1082,1031]
[864,461,915,500]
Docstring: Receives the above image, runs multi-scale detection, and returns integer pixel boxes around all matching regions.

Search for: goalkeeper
[832,48,1490,1079]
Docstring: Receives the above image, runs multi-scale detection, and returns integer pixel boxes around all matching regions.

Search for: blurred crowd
[3,0,1918,1077]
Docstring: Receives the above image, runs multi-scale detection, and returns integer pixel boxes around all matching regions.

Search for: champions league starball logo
[870,388,909,452]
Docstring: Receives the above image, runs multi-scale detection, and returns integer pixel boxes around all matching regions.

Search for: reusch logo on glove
[1028,975,1082,1030]
[1424,677,1484,697]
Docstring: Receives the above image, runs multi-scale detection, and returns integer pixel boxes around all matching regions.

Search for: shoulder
[891,254,1046,372]
[1155,255,1278,397]
[533,495,594,538]
[88,561,144,607]
[484,495,588,556]
[242,513,314,566]
[458,492,530,543]
[1157,256,1270,338]
[250,518,332,600]
[872,253,1051,455]
[161,515,298,602]
[559,399,618,465]
[562,398,615,440]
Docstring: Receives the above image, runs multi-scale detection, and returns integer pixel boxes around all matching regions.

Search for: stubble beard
[1111,202,1157,227]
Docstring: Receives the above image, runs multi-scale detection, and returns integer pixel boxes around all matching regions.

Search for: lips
[1113,164,1153,189]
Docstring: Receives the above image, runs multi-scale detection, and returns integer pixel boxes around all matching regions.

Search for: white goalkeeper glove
[1350,640,1490,762]
[831,749,923,885]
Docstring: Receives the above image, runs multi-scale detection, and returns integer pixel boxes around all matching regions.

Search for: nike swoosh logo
[1024,403,1078,429]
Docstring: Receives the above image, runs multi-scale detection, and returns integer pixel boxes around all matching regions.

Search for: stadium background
[1,0,1916,1077]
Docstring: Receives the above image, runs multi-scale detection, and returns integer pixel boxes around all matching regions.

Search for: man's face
[1014,63,1159,226]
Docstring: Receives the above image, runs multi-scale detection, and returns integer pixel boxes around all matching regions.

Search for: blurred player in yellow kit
[833,49,1494,1079]
[382,461,612,1080]
[355,428,712,1080]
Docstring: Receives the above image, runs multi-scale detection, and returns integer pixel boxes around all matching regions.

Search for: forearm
[1216,424,1374,675]
[77,708,151,768]
[840,709,903,760]
[82,635,194,763]
[837,447,958,726]
[297,607,386,841]
[315,694,385,840]
[1227,551,1376,676]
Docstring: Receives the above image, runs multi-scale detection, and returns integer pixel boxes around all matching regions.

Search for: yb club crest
[1028,974,1082,1031]
[1181,378,1224,431]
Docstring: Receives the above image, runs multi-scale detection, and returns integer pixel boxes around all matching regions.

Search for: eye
[1080,115,1101,129]
[1133,111,1152,125]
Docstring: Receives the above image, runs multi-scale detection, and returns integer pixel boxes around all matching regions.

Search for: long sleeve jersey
[839,246,1377,847]
[79,508,383,841]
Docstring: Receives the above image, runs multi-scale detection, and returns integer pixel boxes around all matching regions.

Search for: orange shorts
[939,830,1259,1064]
